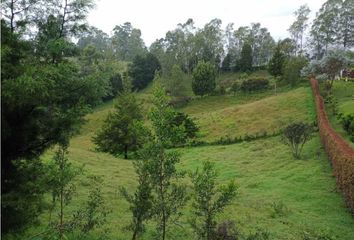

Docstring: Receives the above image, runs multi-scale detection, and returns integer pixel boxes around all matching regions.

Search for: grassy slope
[182,87,314,141]
[14,76,354,239]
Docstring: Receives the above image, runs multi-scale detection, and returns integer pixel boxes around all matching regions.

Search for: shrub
[192,61,217,97]
[282,122,313,159]
[240,78,269,92]
[231,82,239,96]
[337,113,354,143]
[215,221,239,240]
[171,112,199,139]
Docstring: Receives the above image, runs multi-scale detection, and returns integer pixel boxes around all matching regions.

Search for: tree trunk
[132,229,137,240]
[124,145,128,159]
[60,187,64,240]
[10,0,14,32]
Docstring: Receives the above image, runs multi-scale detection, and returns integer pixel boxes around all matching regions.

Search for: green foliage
[1,28,105,234]
[165,64,187,97]
[282,56,307,86]
[268,42,286,77]
[128,53,161,90]
[221,53,232,72]
[149,84,187,147]
[239,43,253,72]
[47,144,81,239]
[190,161,237,240]
[240,78,269,92]
[192,61,217,97]
[282,122,313,159]
[140,142,188,240]
[93,91,148,159]
[288,4,311,55]
[1,158,47,233]
[231,81,239,96]
[120,158,153,240]
[112,22,147,61]
[171,112,199,139]
[74,176,110,235]
[44,147,109,240]
[337,113,354,142]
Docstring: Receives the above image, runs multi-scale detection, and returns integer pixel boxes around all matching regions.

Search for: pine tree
[239,43,253,72]
[93,91,149,159]
[190,161,237,240]
[268,42,286,77]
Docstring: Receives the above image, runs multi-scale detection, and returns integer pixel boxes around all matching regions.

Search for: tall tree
[77,26,111,53]
[128,53,161,90]
[268,41,286,77]
[288,4,311,56]
[310,0,342,54]
[338,0,354,49]
[112,22,147,61]
[239,43,253,72]
[1,1,108,230]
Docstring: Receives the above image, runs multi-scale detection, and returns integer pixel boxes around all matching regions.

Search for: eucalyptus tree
[310,0,342,54]
[288,4,311,56]
[112,22,147,61]
[338,0,354,49]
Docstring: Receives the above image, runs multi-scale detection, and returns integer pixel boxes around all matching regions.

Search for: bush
[231,82,239,96]
[282,122,313,159]
[192,61,217,97]
[240,78,269,92]
[337,113,354,142]
[215,221,239,240]
[171,112,199,139]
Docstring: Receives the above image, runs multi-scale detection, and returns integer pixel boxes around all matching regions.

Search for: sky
[87,0,326,47]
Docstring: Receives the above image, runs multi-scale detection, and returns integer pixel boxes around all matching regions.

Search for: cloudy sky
[87,0,326,46]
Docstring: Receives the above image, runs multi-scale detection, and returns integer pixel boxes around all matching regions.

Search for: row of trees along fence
[310,78,354,214]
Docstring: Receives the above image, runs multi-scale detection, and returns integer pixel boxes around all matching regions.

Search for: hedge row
[310,78,354,214]
[181,130,282,148]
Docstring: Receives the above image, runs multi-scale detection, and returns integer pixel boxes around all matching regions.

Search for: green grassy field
[10,76,354,240]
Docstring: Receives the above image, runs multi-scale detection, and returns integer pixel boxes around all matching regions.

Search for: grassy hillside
[13,83,354,240]
[29,135,354,239]
[183,87,315,141]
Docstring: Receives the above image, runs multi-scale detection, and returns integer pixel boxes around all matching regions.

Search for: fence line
[310,78,354,214]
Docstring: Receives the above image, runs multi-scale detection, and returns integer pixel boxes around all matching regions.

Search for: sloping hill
[20,85,354,240]
[183,87,315,141]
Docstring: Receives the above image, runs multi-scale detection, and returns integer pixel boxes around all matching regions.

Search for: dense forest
[1,0,354,239]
